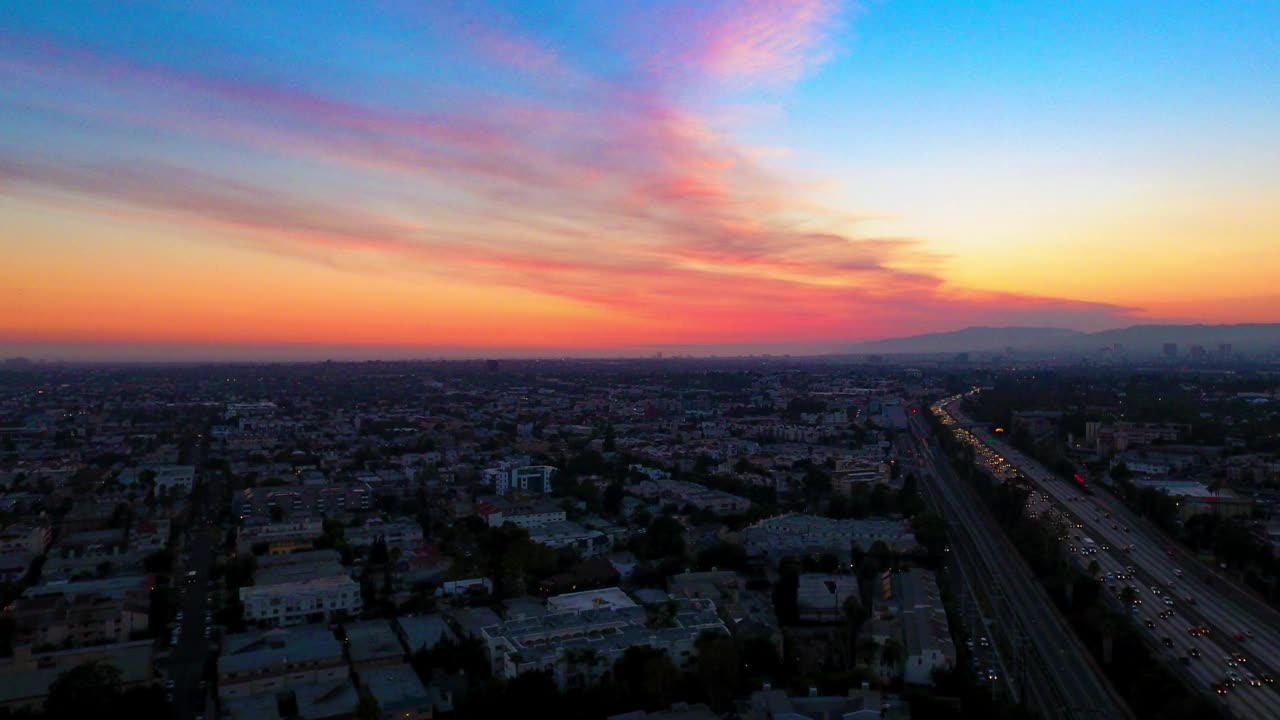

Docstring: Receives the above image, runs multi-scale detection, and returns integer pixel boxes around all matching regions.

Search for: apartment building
[218,626,347,700]
[240,575,362,627]
[480,592,727,690]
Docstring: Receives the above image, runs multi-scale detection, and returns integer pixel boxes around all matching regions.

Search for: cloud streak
[0,3,1141,351]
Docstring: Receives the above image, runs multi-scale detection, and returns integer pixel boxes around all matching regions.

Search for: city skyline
[3,1,1279,360]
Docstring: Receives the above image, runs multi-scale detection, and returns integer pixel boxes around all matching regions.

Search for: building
[255,549,347,587]
[742,514,918,562]
[667,571,781,659]
[628,479,751,516]
[218,626,347,700]
[872,569,955,686]
[546,587,637,614]
[0,640,155,713]
[240,575,362,627]
[480,594,728,690]
[236,517,325,555]
[832,459,890,496]
[742,687,902,720]
[344,518,423,555]
[360,664,447,720]
[484,464,556,496]
[1132,479,1253,521]
[796,574,860,623]
[344,620,406,671]
[0,524,51,556]
[527,521,611,557]
[395,615,455,654]
[152,464,196,495]
[294,678,360,720]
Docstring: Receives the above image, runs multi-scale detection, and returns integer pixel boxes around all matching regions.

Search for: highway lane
[944,397,1280,719]
[961,412,1280,670]
[912,413,1131,720]
[1025,491,1278,719]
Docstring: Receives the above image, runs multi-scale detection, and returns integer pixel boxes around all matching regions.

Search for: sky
[2,1,1278,360]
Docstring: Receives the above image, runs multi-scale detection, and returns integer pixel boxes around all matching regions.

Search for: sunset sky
[3,1,1278,360]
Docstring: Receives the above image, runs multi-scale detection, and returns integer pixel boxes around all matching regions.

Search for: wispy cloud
[0,3,1140,349]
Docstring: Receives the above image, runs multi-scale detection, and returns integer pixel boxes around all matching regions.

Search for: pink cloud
[0,8,1142,347]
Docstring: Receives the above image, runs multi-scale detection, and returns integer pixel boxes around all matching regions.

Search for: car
[1164,598,1175,607]
[1199,626,1210,635]
[1262,674,1274,685]
[1162,637,1174,648]
[1226,657,1238,668]
[1246,630,1255,639]
[987,668,999,681]
[1126,566,1136,574]
[1234,633,1246,642]
[1247,673,1261,687]
[1151,586,1162,596]
[164,679,175,689]
[176,611,185,621]
[979,637,990,648]
[1223,678,1235,689]
[1189,648,1200,658]
[1234,654,1247,664]
[1213,683,1227,695]
[165,693,174,703]
[1144,620,1156,629]
[1229,671,1243,683]
[1174,568,1183,577]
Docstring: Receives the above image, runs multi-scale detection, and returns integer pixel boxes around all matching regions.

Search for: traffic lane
[964,419,1280,673]
[921,440,1116,712]
[168,526,215,720]
[1062,515,1277,717]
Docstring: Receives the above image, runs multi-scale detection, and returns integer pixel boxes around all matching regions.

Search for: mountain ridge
[845,322,1280,355]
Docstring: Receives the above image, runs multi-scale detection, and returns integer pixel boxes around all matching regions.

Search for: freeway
[944,395,1280,719]
[910,411,1132,720]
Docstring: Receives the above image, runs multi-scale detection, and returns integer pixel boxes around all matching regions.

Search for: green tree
[46,661,122,720]
[695,633,742,711]
[603,481,624,516]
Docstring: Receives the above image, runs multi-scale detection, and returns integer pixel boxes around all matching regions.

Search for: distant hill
[849,326,1085,354]
[846,323,1280,356]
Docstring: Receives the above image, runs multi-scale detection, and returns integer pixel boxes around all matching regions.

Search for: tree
[603,481,624,516]
[642,516,686,560]
[696,633,742,711]
[46,661,122,720]
[881,636,905,675]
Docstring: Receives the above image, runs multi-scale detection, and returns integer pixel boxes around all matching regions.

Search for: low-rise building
[0,640,155,712]
[218,626,347,700]
[240,575,362,627]
[796,574,860,623]
[344,518,423,555]
[344,620,406,671]
[395,615,455,655]
[361,664,446,720]
[295,678,360,720]
[743,514,917,562]
[480,593,728,690]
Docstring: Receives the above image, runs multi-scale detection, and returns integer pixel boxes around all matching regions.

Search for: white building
[480,594,727,690]
[344,518,423,555]
[239,575,362,626]
[484,464,556,496]
[153,465,196,495]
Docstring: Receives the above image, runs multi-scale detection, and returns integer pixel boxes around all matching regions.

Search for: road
[909,411,1132,720]
[163,441,219,720]
[945,395,1280,719]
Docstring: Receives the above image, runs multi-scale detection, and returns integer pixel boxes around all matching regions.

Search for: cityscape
[3,2,1280,720]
